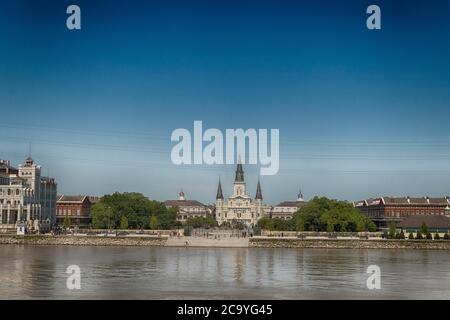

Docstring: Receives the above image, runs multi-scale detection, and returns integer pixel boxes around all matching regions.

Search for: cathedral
[215,161,271,227]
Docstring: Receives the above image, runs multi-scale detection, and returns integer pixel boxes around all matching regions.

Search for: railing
[260,230,384,239]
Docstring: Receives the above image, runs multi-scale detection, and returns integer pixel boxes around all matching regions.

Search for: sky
[1,0,450,204]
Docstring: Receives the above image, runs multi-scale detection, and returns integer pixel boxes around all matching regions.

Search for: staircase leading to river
[166,236,249,248]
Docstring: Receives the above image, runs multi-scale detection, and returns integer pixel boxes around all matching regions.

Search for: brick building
[56,195,92,227]
[354,196,450,230]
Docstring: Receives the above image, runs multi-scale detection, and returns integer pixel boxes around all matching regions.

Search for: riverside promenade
[2,234,450,249]
[166,236,249,248]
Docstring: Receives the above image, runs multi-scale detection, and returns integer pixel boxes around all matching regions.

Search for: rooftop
[398,215,450,229]
[274,201,307,208]
[164,199,206,207]
[354,197,450,207]
[57,195,90,203]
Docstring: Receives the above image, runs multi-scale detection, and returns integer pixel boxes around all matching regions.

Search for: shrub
[388,222,397,239]
[396,231,405,239]
[434,233,440,240]
[426,232,432,240]
[408,232,414,240]
[416,232,423,240]
[444,233,450,240]
[421,222,429,235]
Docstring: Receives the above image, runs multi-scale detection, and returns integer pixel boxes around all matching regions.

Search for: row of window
[218,212,260,219]
[58,209,81,215]
[385,211,445,218]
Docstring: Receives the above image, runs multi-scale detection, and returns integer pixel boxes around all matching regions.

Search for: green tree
[291,197,376,232]
[434,233,440,240]
[90,192,179,230]
[426,232,432,240]
[444,233,450,240]
[185,216,218,229]
[416,231,423,240]
[256,197,377,232]
[295,217,305,231]
[149,215,159,230]
[120,216,129,229]
[420,222,429,235]
[63,215,70,229]
[408,232,414,240]
[397,231,405,239]
[388,222,397,239]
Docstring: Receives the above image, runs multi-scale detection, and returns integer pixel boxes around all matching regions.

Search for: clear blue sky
[1,0,450,204]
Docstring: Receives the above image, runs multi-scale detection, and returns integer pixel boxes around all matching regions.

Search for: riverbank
[2,235,450,249]
[249,238,450,249]
[0,235,167,246]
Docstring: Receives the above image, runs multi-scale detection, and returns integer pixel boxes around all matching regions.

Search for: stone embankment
[249,237,450,250]
[166,236,249,247]
[2,235,450,249]
[0,235,167,246]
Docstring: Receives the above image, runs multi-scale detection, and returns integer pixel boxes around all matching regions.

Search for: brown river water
[0,245,449,299]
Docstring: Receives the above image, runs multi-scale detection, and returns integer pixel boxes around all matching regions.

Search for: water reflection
[0,246,449,299]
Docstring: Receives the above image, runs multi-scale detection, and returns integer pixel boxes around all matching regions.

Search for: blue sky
[1,0,450,204]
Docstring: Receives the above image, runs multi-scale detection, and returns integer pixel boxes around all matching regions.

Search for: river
[0,246,449,299]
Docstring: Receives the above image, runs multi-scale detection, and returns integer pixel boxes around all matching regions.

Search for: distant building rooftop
[354,196,450,207]
[164,199,206,207]
[274,201,306,208]
[57,195,90,204]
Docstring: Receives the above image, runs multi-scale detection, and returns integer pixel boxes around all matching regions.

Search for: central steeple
[216,179,224,200]
[234,157,244,182]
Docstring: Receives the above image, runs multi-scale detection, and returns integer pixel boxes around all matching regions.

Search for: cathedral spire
[255,178,262,200]
[235,157,244,182]
[216,179,224,200]
[297,188,304,202]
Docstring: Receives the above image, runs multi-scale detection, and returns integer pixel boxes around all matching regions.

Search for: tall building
[0,159,17,185]
[354,196,450,230]
[164,191,212,222]
[215,161,270,227]
[0,157,57,233]
[271,190,307,220]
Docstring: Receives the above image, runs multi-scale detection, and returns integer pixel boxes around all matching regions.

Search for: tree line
[89,192,181,230]
[85,194,379,232]
[258,197,377,232]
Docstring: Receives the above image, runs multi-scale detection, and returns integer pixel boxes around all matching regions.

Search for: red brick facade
[56,195,92,227]
[354,197,450,230]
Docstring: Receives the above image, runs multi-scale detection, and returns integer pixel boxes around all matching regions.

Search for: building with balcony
[56,195,93,227]
[0,157,57,233]
[354,196,450,230]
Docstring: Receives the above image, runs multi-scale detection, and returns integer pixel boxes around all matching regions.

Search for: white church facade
[215,162,271,227]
